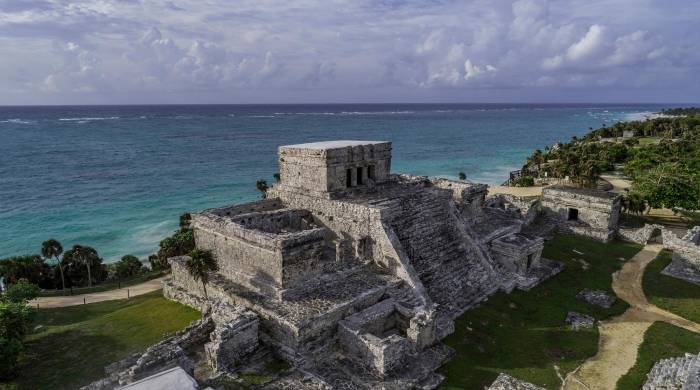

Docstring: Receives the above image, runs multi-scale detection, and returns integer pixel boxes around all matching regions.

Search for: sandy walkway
[488,185,543,197]
[28,276,168,309]
[599,174,631,194]
[563,244,700,390]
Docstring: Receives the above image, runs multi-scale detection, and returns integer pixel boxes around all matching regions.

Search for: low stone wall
[205,300,260,372]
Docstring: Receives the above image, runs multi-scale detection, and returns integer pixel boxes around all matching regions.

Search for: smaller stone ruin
[643,352,700,390]
[338,298,437,377]
[541,186,622,242]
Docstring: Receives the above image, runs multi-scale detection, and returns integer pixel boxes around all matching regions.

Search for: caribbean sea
[0,103,669,261]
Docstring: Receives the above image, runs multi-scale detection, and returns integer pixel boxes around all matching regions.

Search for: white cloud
[0,0,698,103]
[566,24,605,61]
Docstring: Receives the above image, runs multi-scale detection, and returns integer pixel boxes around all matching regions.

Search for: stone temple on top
[158,140,619,388]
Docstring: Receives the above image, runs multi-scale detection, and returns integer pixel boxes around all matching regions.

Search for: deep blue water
[0,104,668,261]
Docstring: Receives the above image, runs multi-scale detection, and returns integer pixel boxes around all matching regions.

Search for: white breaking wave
[59,116,120,121]
[0,118,34,124]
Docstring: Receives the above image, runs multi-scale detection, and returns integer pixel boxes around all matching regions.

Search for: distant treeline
[661,107,700,116]
[522,108,700,211]
[0,214,195,290]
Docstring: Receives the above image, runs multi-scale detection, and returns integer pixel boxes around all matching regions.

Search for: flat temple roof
[280,140,389,150]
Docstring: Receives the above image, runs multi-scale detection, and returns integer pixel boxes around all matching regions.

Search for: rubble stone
[643,352,700,390]
[487,373,546,390]
[565,312,596,330]
[576,288,616,308]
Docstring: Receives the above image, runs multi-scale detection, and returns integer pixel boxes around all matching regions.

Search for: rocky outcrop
[576,289,616,308]
[643,352,700,390]
[488,373,546,390]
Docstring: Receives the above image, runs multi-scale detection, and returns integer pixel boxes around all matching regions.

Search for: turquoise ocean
[0,104,668,261]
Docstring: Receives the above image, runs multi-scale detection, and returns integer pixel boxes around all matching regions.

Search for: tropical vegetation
[0,279,39,379]
[521,109,700,211]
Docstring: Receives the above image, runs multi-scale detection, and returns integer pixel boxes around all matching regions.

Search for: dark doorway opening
[526,253,534,270]
[568,208,579,221]
[356,167,363,185]
[346,169,352,188]
[368,165,375,180]
[648,228,663,244]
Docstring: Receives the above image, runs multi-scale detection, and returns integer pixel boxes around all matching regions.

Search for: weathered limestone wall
[338,299,410,376]
[431,178,488,218]
[278,141,392,196]
[490,234,544,275]
[205,300,259,372]
[192,210,329,297]
[541,186,621,242]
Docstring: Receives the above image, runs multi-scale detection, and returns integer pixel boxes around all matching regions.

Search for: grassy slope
[616,321,700,390]
[643,249,700,324]
[2,290,200,390]
[439,234,641,390]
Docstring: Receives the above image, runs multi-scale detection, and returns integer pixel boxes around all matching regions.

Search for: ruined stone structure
[541,186,622,242]
[162,140,563,389]
[618,224,700,284]
[643,352,700,390]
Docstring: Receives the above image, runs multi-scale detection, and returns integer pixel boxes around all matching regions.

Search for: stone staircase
[643,352,700,390]
[384,189,499,315]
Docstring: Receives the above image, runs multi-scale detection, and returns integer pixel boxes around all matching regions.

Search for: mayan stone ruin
[146,139,699,389]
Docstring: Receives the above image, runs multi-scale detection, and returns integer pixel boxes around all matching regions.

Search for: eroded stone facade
[541,186,622,242]
[163,140,565,389]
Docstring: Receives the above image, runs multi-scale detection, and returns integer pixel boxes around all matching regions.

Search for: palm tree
[41,239,65,290]
[458,171,466,180]
[71,245,97,287]
[186,248,219,299]
[256,179,269,199]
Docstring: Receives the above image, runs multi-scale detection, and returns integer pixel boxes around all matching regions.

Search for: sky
[0,0,699,105]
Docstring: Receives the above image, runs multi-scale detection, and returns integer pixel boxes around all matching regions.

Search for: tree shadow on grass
[15,329,126,390]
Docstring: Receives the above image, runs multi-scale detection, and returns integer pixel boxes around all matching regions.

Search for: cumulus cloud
[0,0,698,103]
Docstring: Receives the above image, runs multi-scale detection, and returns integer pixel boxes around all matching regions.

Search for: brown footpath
[563,244,700,390]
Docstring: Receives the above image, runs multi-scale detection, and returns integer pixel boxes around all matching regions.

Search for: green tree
[155,228,195,269]
[0,255,52,289]
[3,279,39,303]
[63,245,102,287]
[632,163,699,210]
[256,179,269,199]
[0,280,36,379]
[273,172,281,182]
[185,248,219,299]
[41,239,65,290]
[623,193,647,215]
[114,255,143,279]
[458,171,466,180]
[179,213,192,230]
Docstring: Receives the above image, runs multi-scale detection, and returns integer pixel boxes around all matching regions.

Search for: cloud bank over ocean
[0,0,698,104]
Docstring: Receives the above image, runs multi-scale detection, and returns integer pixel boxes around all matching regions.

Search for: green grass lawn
[38,269,168,297]
[616,321,700,390]
[439,234,642,389]
[643,249,700,324]
[2,290,200,390]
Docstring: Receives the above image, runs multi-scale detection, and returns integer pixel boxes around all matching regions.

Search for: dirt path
[599,174,631,194]
[488,185,543,197]
[563,244,700,390]
[28,276,168,309]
